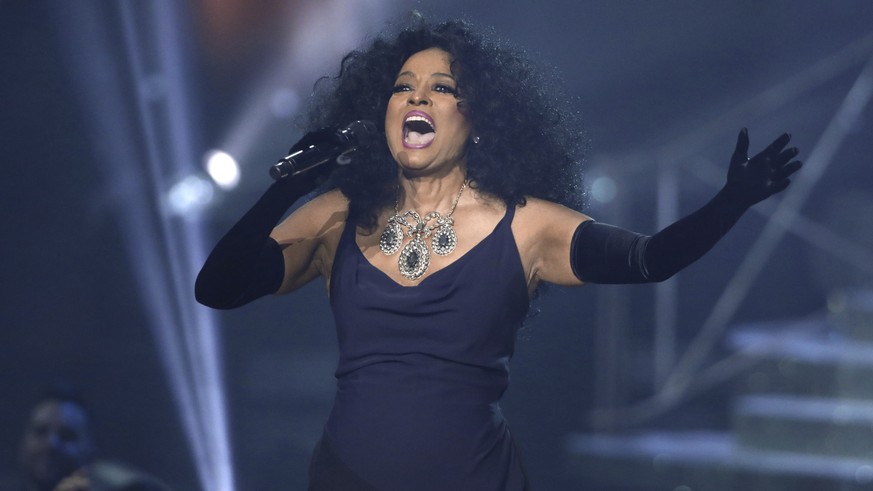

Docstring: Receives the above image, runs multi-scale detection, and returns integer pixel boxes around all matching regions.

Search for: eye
[392,84,412,94]
[433,84,458,96]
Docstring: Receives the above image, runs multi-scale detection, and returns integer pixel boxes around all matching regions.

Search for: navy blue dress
[311,205,530,491]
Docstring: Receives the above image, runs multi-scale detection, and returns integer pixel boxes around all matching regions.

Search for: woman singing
[195,18,802,491]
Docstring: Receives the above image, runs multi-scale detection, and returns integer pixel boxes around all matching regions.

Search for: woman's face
[385,48,472,177]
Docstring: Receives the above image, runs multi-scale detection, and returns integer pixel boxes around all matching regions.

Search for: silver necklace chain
[379,179,468,280]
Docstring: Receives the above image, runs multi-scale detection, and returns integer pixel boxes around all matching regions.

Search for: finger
[772,160,803,181]
[762,132,792,158]
[771,147,800,168]
[731,128,749,165]
[749,133,790,168]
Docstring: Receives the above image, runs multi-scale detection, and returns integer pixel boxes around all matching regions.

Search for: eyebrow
[396,71,456,81]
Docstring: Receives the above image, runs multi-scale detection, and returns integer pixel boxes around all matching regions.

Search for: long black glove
[195,129,337,309]
[571,129,802,284]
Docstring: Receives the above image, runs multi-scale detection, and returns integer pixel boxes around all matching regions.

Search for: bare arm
[514,198,590,288]
[522,129,802,288]
[194,174,327,309]
[195,126,355,308]
[270,189,348,294]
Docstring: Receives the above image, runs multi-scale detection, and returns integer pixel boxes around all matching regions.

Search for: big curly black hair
[307,16,586,230]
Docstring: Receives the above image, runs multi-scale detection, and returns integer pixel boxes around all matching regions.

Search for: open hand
[724,128,803,208]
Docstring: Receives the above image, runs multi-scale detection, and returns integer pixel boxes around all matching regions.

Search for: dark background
[3,1,872,490]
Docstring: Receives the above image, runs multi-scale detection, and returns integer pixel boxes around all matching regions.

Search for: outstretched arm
[571,129,802,284]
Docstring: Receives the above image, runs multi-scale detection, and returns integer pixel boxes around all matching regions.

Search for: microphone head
[269,163,286,180]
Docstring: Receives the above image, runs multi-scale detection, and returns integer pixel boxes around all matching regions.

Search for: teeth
[405,115,434,131]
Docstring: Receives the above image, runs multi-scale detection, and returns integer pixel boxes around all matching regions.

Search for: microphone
[270,120,378,180]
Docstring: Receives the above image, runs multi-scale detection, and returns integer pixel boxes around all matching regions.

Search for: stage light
[856,465,873,485]
[116,0,236,484]
[213,0,394,177]
[205,149,241,189]
[591,176,618,203]
[167,175,214,215]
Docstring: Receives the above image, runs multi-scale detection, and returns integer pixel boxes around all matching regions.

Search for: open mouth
[403,112,436,148]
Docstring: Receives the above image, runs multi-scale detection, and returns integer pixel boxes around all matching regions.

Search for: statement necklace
[379,179,468,280]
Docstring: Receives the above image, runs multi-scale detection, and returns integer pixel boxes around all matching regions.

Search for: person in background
[17,382,172,491]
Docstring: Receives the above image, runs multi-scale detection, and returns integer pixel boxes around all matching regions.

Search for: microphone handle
[269,120,377,180]
[270,146,333,180]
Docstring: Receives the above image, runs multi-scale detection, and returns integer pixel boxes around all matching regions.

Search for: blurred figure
[17,382,171,491]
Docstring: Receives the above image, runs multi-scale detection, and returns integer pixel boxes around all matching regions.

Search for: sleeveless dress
[310,206,530,491]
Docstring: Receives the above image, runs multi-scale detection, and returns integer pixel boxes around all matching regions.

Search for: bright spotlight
[591,176,618,203]
[205,150,240,189]
[168,175,214,215]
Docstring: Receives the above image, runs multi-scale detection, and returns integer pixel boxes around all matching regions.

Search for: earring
[472,136,480,144]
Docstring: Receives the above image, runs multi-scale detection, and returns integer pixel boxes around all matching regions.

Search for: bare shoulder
[271,188,349,245]
[297,187,349,220]
[269,188,350,294]
[513,196,590,288]
[514,197,589,234]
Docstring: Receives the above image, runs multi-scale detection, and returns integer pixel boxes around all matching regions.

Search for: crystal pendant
[431,223,457,256]
[379,219,403,255]
[398,236,430,280]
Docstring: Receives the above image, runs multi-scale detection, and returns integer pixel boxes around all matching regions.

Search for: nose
[408,90,430,106]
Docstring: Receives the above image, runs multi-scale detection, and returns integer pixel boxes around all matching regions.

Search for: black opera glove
[723,128,802,208]
[194,129,338,309]
[571,129,803,284]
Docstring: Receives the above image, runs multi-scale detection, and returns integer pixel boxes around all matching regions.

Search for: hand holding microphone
[270,120,378,180]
